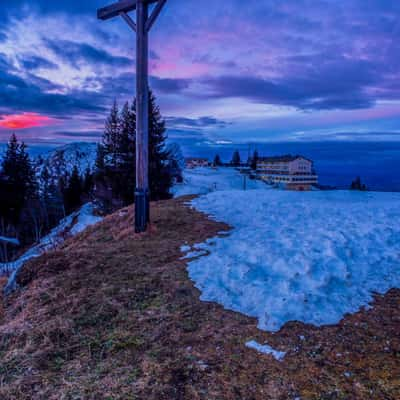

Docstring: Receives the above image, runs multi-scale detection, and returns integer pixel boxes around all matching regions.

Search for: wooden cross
[97,0,167,233]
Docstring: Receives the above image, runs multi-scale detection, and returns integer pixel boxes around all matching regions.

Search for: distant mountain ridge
[35,142,98,179]
[0,142,98,178]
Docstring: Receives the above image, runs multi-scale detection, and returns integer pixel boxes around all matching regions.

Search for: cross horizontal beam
[97,0,158,20]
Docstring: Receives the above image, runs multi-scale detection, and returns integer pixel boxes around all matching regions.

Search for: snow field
[180,170,400,332]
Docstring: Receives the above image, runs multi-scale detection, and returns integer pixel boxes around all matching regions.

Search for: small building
[185,157,209,169]
[257,155,318,191]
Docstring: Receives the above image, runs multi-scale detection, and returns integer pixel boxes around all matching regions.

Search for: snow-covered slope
[0,237,20,246]
[1,203,102,293]
[179,168,400,332]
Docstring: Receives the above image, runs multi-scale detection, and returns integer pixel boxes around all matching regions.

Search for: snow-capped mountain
[36,142,97,178]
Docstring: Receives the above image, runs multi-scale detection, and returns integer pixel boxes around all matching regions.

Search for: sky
[0,0,400,148]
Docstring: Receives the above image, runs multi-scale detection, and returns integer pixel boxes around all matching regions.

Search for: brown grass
[0,196,399,399]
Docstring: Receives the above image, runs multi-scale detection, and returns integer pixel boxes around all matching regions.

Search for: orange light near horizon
[0,113,57,129]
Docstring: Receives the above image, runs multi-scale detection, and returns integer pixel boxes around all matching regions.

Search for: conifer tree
[119,101,136,167]
[213,154,222,167]
[103,99,120,165]
[95,92,173,209]
[1,134,37,223]
[166,143,184,183]
[231,150,241,166]
[83,167,94,194]
[116,101,136,203]
[64,166,82,213]
[148,90,172,200]
[95,143,106,176]
[250,150,259,170]
[350,176,367,191]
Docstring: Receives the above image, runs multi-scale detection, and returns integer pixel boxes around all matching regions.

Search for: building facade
[185,158,209,169]
[257,155,318,191]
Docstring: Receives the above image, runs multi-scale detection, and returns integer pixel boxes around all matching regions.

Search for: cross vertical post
[97,0,167,233]
[135,0,150,231]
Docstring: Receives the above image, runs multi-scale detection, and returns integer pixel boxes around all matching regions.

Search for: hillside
[0,195,399,399]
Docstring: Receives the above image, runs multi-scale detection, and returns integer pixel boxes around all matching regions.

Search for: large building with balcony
[185,157,209,169]
[257,155,318,191]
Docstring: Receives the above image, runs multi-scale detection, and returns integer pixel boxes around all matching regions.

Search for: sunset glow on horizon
[0,113,57,130]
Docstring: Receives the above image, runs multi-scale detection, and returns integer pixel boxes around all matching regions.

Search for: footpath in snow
[172,167,268,197]
[177,168,400,333]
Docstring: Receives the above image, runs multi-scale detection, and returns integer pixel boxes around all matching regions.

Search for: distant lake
[1,141,400,192]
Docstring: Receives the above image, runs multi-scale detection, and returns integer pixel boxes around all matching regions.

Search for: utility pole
[97,0,167,233]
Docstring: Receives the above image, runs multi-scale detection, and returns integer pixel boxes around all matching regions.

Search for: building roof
[258,155,312,163]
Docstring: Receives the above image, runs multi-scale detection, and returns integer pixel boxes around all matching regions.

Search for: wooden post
[97,0,167,233]
[135,0,150,232]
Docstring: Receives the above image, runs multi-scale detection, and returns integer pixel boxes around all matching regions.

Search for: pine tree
[103,99,120,165]
[166,143,184,183]
[39,165,52,227]
[42,169,65,226]
[64,166,82,213]
[19,141,38,198]
[350,176,367,191]
[119,101,136,167]
[250,150,259,170]
[2,134,19,178]
[83,167,94,194]
[116,101,136,203]
[1,134,37,223]
[40,165,51,196]
[95,92,173,209]
[95,143,106,177]
[148,90,172,200]
[231,150,241,166]
[213,154,222,167]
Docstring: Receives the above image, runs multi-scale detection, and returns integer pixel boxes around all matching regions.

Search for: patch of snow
[69,204,103,235]
[180,245,191,253]
[186,187,400,332]
[2,203,102,293]
[180,249,208,260]
[0,236,20,246]
[196,360,209,371]
[246,340,286,361]
[172,167,270,197]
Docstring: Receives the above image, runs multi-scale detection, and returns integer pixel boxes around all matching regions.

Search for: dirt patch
[0,196,399,399]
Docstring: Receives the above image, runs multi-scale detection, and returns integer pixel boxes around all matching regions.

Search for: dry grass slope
[0,196,399,399]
